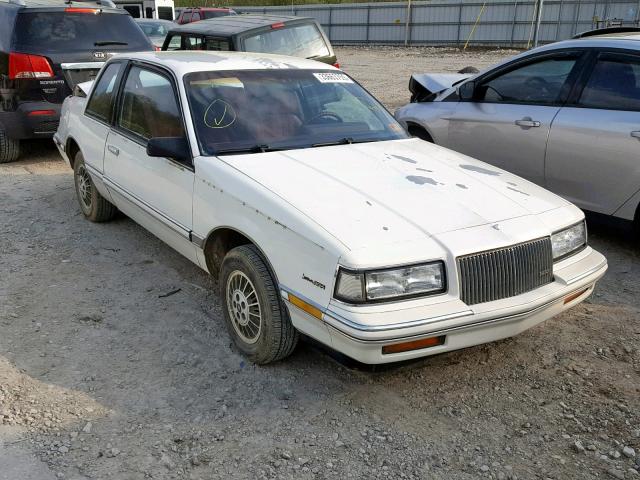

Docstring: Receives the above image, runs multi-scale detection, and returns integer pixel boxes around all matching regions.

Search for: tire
[458,66,479,74]
[73,151,117,222]
[220,245,298,364]
[407,125,434,143]
[0,129,20,164]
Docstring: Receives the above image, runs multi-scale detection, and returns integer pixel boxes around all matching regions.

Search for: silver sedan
[395,29,640,224]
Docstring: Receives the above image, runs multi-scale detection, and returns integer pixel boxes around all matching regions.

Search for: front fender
[192,156,346,312]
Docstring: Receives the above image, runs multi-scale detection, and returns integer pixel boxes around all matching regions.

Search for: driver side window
[478,56,578,105]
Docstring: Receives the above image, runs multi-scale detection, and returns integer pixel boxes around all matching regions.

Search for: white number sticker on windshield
[313,72,353,84]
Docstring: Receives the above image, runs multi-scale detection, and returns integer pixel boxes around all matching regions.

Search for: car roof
[169,14,311,36]
[110,51,336,75]
[185,7,233,11]
[479,34,640,73]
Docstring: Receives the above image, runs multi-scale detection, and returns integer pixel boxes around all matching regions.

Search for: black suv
[0,0,154,163]
[163,15,338,67]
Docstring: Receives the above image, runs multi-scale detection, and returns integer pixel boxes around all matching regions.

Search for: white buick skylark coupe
[54,52,607,364]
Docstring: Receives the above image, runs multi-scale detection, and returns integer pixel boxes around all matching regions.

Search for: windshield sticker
[190,77,244,88]
[204,99,236,129]
[313,72,353,84]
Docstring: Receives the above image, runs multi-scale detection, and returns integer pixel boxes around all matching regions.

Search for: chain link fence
[233,0,640,47]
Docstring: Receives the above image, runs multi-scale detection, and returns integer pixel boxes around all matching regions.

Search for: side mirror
[147,137,191,163]
[458,81,476,101]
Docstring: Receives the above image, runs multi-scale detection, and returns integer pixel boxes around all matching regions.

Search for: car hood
[411,73,471,96]
[219,139,568,250]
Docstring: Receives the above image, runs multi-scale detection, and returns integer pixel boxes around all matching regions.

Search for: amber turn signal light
[563,287,589,305]
[382,335,445,355]
[288,293,323,320]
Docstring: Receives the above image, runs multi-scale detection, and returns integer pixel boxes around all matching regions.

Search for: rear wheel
[220,245,298,364]
[73,151,117,222]
[458,66,479,74]
[0,129,20,164]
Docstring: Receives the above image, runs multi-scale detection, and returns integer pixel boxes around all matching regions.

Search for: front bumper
[283,247,607,364]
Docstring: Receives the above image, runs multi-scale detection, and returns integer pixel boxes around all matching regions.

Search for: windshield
[244,23,330,59]
[14,12,152,53]
[184,69,407,155]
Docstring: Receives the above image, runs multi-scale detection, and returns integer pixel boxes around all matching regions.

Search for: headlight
[334,262,446,303]
[551,221,587,261]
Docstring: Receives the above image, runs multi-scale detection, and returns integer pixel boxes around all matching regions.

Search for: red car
[176,7,237,25]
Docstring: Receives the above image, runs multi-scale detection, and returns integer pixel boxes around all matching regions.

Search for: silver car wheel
[226,270,262,344]
[76,164,92,211]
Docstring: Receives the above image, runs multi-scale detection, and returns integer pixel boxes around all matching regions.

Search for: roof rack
[572,26,640,38]
[64,0,115,5]
[1,0,116,6]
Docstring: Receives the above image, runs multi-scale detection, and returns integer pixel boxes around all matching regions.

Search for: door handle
[107,145,119,156]
[515,118,541,128]
[631,131,640,139]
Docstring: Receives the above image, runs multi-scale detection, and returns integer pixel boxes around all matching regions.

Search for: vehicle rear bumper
[283,247,607,364]
[0,103,61,140]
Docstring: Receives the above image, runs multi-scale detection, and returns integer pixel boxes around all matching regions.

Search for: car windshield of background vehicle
[185,69,407,155]
[13,12,152,53]
[139,22,170,37]
[578,55,640,111]
[244,23,330,59]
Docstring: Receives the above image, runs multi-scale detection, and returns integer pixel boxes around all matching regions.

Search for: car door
[103,62,198,262]
[545,50,640,216]
[446,51,585,185]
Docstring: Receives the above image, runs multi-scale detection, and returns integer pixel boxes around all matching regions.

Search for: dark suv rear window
[203,10,235,19]
[13,12,152,53]
[243,23,330,59]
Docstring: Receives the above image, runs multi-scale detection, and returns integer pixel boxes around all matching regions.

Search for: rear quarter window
[85,62,122,122]
[13,11,152,53]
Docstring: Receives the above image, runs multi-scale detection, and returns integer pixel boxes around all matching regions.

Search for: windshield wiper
[312,137,381,147]
[215,144,278,155]
[312,137,353,147]
[94,41,128,46]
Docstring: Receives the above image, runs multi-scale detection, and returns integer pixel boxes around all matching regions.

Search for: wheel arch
[203,226,281,286]
[65,137,81,168]
[405,121,435,142]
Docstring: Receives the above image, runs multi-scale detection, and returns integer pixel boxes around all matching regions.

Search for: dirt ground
[1,47,639,480]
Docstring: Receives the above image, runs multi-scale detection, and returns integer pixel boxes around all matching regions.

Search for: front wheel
[220,245,298,364]
[73,151,117,222]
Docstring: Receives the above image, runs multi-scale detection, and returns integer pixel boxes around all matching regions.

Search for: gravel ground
[336,45,521,110]
[1,47,639,480]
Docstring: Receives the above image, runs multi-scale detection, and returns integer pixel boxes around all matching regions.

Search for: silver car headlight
[551,221,587,261]
[334,262,446,303]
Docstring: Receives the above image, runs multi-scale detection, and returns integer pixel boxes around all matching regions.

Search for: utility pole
[532,0,544,47]
[404,0,412,47]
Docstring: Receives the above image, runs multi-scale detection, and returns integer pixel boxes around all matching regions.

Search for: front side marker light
[288,293,323,320]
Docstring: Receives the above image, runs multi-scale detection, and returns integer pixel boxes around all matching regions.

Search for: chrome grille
[457,237,553,305]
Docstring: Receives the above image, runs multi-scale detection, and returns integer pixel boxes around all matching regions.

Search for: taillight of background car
[8,52,53,79]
